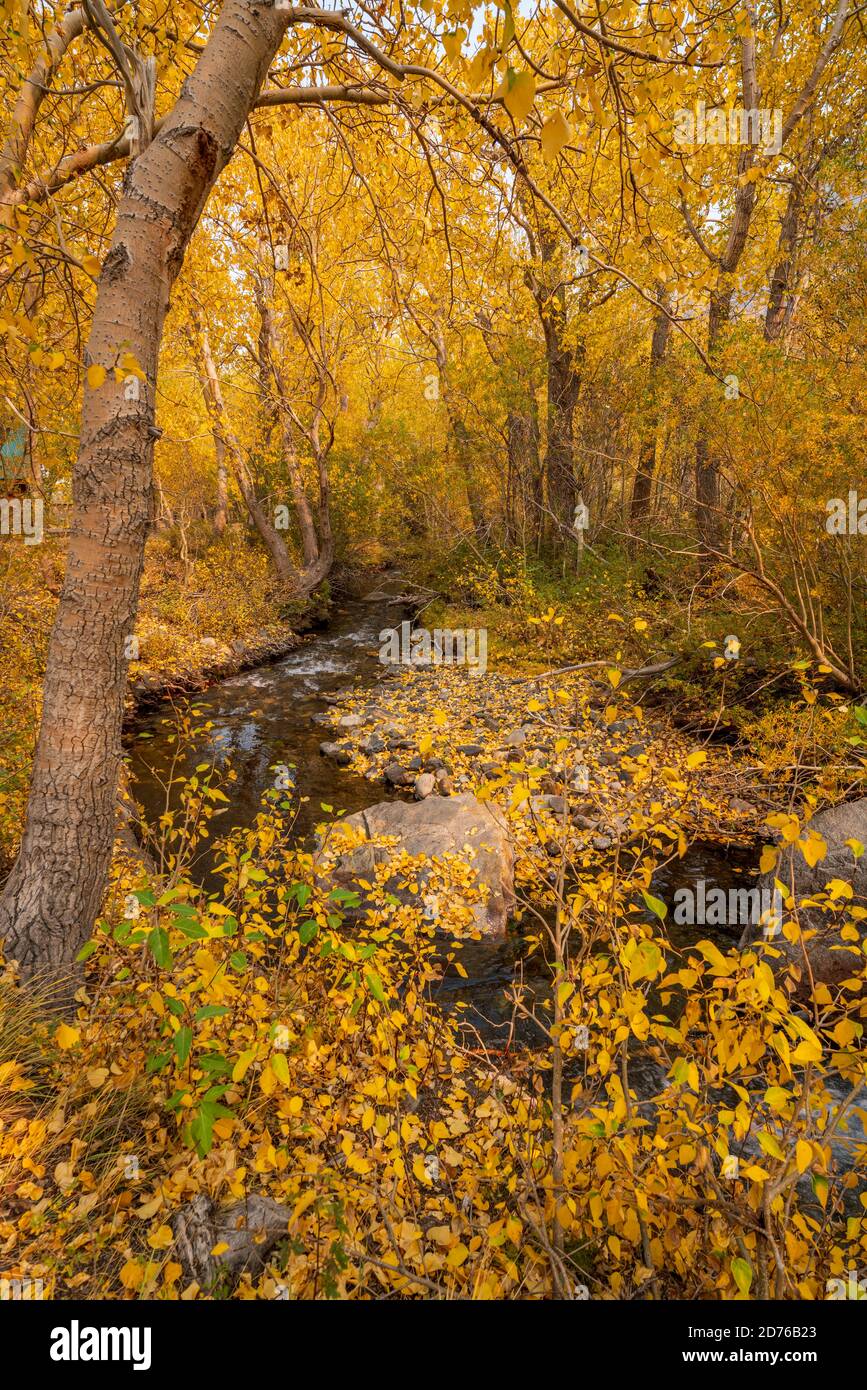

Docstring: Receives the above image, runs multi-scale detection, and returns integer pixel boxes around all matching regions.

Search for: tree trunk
[765,177,804,342]
[543,300,581,540]
[0,0,289,985]
[253,276,321,567]
[195,318,295,584]
[506,407,542,545]
[630,296,671,535]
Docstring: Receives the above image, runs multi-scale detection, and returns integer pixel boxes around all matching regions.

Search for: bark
[505,407,542,544]
[542,292,581,539]
[0,8,87,220]
[630,297,671,533]
[0,0,290,985]
[765,176,804,342]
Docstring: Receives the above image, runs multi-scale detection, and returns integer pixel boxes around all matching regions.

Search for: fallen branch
[515,656,682,685]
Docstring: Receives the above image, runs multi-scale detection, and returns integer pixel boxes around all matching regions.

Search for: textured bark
[0,0,290,983]
[630,299,671,532]
[765,177,804,342]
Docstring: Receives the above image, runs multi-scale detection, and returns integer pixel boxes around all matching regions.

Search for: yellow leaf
[81,253,101,277]
[796,1140,813,1174]
[540,108,571,160]
[55,1023,80,1050]
[798,833,827,869]
[442,28,465,62]
[499,68,535,122]
[232,1048,255,1083]
[86,364,107,389]
[759,845,779,874]
[685,750,707,771]
[119,1260,143,1290]
[606,668,622,689]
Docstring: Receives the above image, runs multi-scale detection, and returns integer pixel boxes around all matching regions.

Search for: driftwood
[515,655,682,686]
[172,1193,290,1288]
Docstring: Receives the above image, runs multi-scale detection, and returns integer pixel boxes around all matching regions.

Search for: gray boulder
[316,792,514,936]
[739,797,867,986]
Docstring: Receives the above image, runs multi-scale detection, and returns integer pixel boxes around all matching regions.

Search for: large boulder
[316,792,514,937]
[739,797,867,985]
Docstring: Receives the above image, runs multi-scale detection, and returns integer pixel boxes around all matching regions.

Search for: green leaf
[641,890,668,921]
[195,1005,230,1022]
[174,1027,193,1066]
[148,925,171,968]
[731,1257,753,1296]
[271,1052,291,1086]
[299,920,318,945]
[229,951,247,971]
[76,940,98,963]
[365,970,386,1003]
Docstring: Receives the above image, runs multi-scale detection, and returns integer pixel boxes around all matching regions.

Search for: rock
[338,713,364,728]
[361,733,385,754]
[200,637,218,651]
[316,792,514,936]
[408,756,423,771]
[384,762,414,787]
[172,1193,289,1289]
[571,813,597,831]
[435,770,454,796]
[739,797,867,985]
[414,773,436,800]
[386,737,413,751]
[319,741,351,766]
[626,743,646,758]
[457,744,484,756]
[530,794,568,816]
[729,797,756,814]
[503,729,526,748]
[592,834,614,850]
